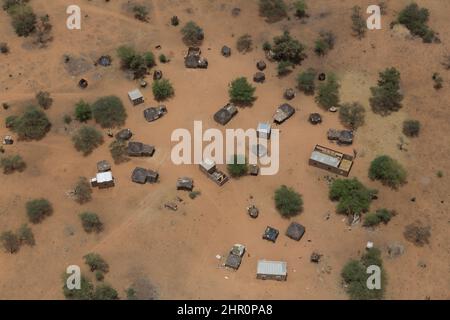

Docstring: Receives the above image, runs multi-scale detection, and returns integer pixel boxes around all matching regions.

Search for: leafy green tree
[26,198,53,224]
[314,31,335,56]
[271,31,306,64]
[12,106,51,140]
[93,284,119,300]
[0,231,20,253]
[72,126,104,156]
[84,253,109,273]
[181,21,204,46]
[339,102,366,129]
[370,68,403,115]
[297,68,316,95]
[228,77,256,105]
[0,154,26,174]
[79,212,103,233]
[259,0,287,23]
[73,177,92,204]
[363,209,394,227]
[274,185,303,217]
[294,0,308,18]
[403,120,420,137]
[62,273,94,300]
[92,96,127,128]
[74,100,92,122]
[143,51,155,68]
[329,178,376,216]
[7,3,36,37]
[397,3,435,43]
[152,79,174,101]
[132,4,149,22]
[117,45,153,78]
[369,155,407,189]
[17,224,35,246]
[277,60,293,76]
[227,155,248,177]
[315,73,340,109]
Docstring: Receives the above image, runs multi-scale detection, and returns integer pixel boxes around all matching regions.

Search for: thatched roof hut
[213,103,238,125]
[286,222,305,241]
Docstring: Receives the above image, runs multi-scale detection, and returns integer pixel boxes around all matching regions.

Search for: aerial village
[0,0,449,300]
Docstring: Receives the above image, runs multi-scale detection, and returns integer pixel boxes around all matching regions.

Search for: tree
[11,106,51,140]
[315,73,340,109]
[7,3,36,37]
[402,120,420,137]
[369,155,407,189]
[17,224,35,246]
[73,177,92,204]
[227,155,248,177]
[0,154,26,174]
[351,6,366,39]
[109,139,129,164]
[297,68,316,95]
[93,284,119,300]
[294,0,308,18]
[229,77,256,105]
[35,14,53,45]
[181,21,204,46]
[74,100,92,122]
[79,212,103,233]
[236,34,253,53]
[314,31,335,56]
[259,0,287,23]
[72,126,103,156]
[132,4,149,22]
[363,209,394,227]
[370,68,403,115]
[271,31,306,64]
[277,60,293,76]
[117,45,153,78]
[0,231,20,253]
[339,102,366,129]
[143,51,155,68]
[159,54,168,63]
[397,3,435,43]
[329,178,376,216]
[62,273,94,300]
[92,96,127,128]
[36,91,53,109]
[84,253,109,273]
[404,221,431,247]
[274,185,303,217]
[152,79,174,101]
[26,198,53,224]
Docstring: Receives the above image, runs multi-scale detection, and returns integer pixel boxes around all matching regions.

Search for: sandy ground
[0,0,449,299]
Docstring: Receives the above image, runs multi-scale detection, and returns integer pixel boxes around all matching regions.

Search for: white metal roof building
[128,89,144,105]
[256,260,287,281]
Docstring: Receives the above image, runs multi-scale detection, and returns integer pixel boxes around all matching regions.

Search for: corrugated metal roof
[310,150,340,168]
[96,172,113,183]
[128,89,143,100]
[257,260,287,276]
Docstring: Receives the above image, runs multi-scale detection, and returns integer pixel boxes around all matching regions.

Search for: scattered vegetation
[35,14,53,46]
[397,3,436,43]
[92,96,127,128]
[158,53,168,63]
[181,21,204,46]
[436,170,443,178]
[4,1,37,37]
[93,284,119,300]
[297,68,316,95]
[189,191,201,199]
[259,0,287,23]
[109,139,129,164]
[63,273,94,300]
[351,6,366,39]
[79,212,103,233]
[73,177,92,205]
[271,31,306,64]
[74,100,92,122]
[63,114,72,125]
[0,231,20,253]
[0,42,9,54]
[1,154,26,174]
[152,79,175,101]
[293,0,308,18]
[370,67,403,115]
[369,155,407,189]
[117,45,155,79]
[132,4,149,22]
[17,224,35,246]
[277,60,293,76]
[314,31,335,56]
[363,209,394,227]
[432,72,443,90]
[341,248,386,300]
[404,221,431,247]
[402,120,420,137]
[72,126,104,156]
[274,185,303,217]
[84,253,109,273]
[315,73,340,109]
[442,54,450,70]
[36,91,53,109]
[329,178,377,216]
[227,155,248,177]
[10,106,51,140]
[228,77,256,105]
[339,102,366,130]
[236,34,253,53]
[26,198,53,224]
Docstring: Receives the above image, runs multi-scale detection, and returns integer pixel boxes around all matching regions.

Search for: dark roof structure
[247,205,259,218]
[221,46,231,57]
[339,130,354,145]
[224,254,242,270]
[131,167,159,184]
[115,128,133,141]
[184,47,208,69]
[253,72,265,83]
[127,142,155,157]
[256,60,266,71]
[176,177,194,191]
[213,103,238,125]
[309,113,322,125]
[144,105,167,122]
[97,55,112,67]
[285,222,305,241]
[263,226,279,243]
[273,103,295,124]
[249,164,259,176]
[284,88,296,100]
[153,70,163,80]
[97,160,111,173]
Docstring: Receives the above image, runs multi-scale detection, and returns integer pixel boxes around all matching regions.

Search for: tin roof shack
[131,167,159,184]
[127,142,155,157]
[128,89,144,106]
[144,105,167,122]
[257,122,271,140]
[263,226,279,243]
[184,47,208,69]
[256,260,287,281]
[199,158,229,186]
[213,103,238,125]
[91,171,115,189]
[176,177,194,191]
[97,160,111,173]
[224,244,246,270]
[286,222,305,241]
[273,103,295,124]
[309,144,354,177]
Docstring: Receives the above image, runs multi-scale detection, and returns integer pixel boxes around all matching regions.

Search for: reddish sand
[0,0,449,299]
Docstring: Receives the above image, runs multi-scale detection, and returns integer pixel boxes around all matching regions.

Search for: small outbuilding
[176,177,194,191]
[247,205,259,218]
[131,167,159,184]
[221,46,231,57]
[285,222,305,241]
[127,142,155,157]
[263,226,279,243]
[253,72,265,83]
[144,105,167,122]
[256,260,287,281]
[184,47,208,69]
[256,60,266,71]
[284,88,296,100]
[91,171,115,189]
[309,113,322,125]
[153,70,163,80]
[224,244,246,270]
[3,135,13,145]
[257,122,271,139]
[273,103,295,124]
[248,164,259,176]
[128,89,144,106]
[97,160,111,173]
[213,103,238,125]
[115,128,133,141]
